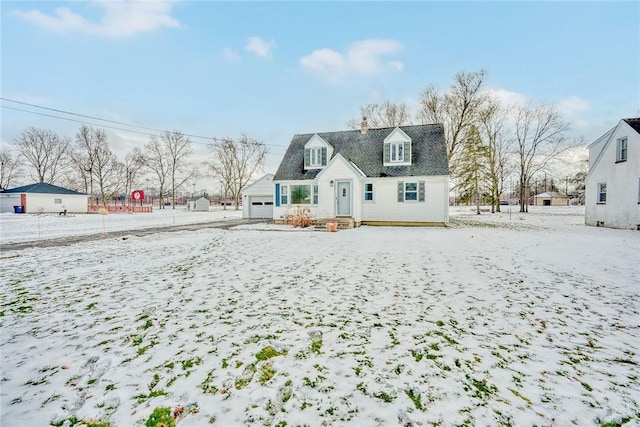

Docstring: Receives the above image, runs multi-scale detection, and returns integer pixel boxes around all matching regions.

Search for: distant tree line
[347,70,586,213]
[1,125,267,210]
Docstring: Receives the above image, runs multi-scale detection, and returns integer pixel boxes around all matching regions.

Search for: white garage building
[0,183,88,214]
[241,174,274,219]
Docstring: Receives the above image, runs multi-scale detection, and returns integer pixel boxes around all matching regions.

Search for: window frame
[597,182,606,204]
[390,142,404,163]
[309,148,323,167]
[404,182,418,201]
[290,184,311,205]
[616,137,628,162]
[54,198,62,204]
[280,185,288,205]
[364,183,374,202]
[313,183,318,205]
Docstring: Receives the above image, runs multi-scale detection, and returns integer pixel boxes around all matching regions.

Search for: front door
[336,181,351,216]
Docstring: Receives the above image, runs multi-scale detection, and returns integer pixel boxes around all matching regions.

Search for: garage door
[249,196,273,218]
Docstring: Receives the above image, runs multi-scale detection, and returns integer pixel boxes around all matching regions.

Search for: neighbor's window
[280,185,288,205]
[290,185,311,204]
[364,183,374,201]
[616,137,628,162]
[390,142,404,162]
[54,198,62,204]
[597,183,606,203]
[313,184,318,205]
[405,182,418,201]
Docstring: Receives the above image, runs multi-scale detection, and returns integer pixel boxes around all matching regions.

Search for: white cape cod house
[585,117,640,230]
[273,122,449,226]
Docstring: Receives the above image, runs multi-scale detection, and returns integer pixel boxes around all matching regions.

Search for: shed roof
[274,124,448,180]
[1,183,86,195]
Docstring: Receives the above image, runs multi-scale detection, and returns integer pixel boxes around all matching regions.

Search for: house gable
[588,119,639,174]
[303,134,334,170]
[383,127,412,166]
[316,153,366,180]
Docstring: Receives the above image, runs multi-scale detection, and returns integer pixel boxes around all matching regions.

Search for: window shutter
[384,143,390,164]
[304,149,310,169]
[397,181,404,202]
[321,147,327,166]
[418,181,425,202]
[275,183,280,207]
[404,142,410,163]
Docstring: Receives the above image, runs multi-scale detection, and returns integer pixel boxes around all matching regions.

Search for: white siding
[317,156,363,221]
[585,120,640,229]
[242,174,274,219]
[0,194,21,213]
[27,193,88,214]
[362,176,449,223]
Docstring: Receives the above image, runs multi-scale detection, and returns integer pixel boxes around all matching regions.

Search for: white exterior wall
[27,193,88,214]
[242,174,274,219]
[362,176,449,223]
[316,156,363,221]
[0,194,21,213]
[585,121,640,229]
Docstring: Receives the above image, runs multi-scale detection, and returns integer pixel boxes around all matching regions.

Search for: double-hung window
[280,185,288,205]
[309,148,323,167]
[404,182,418,201]
[364,183,374,201]
[390,143,404,162]
[597,183,606,203]
[616,137,628,162]
[313,184,319,205]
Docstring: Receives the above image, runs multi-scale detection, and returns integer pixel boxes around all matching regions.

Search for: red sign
[132,190,144,201]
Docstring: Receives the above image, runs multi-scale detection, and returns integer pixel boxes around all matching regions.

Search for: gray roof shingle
[274,124,448,180]
[1,183,86,195]
[623,117,640,134]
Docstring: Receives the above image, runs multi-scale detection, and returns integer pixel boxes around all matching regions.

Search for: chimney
[360,116,368,135]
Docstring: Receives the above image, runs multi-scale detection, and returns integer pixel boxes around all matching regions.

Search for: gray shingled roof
[1,183,86,195]
[623,117,640,134]
[274,124,448,180]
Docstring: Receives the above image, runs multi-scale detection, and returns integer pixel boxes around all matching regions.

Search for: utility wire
[1,97,287,148]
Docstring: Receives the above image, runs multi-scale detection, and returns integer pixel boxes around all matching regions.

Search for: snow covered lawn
[1,207,639,426]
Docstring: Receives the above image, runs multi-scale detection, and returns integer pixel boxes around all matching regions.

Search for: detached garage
[0,183,89,214]
[242,174,274,219]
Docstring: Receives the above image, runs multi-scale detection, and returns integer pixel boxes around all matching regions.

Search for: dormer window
[390,143,404,162]
[304,134,332,170]
[309,147,323,166]
[383,128,412,166]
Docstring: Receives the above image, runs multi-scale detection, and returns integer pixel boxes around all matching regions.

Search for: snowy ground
[1,206,639,426]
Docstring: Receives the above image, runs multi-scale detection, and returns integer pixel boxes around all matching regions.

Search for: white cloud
[220,48,241,62]
[300,39,403,82]
[10,0,180,37]
[483,87,529,108]
[245,37,275,58]
[557,95,590,116]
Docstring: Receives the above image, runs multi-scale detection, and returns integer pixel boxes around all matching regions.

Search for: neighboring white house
[0,183,89,214]
[585,117,640,230]
[242,174,274,219]
[272,121,449,226]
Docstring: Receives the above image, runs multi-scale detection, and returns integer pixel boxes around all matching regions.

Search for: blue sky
[2,1,639,180]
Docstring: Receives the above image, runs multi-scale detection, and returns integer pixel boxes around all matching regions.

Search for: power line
[1,97,287,148]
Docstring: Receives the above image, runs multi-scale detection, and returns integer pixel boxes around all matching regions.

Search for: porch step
[314,218,355,230]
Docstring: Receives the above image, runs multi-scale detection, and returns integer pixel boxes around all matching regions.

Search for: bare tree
[72,125,106,202]
[416,70,488,175]
[142,131,193,209]
[12,127,70,184]
[122,147,145,205]
[143,135,171,209]
[0,148,22,190]
[347,101,412,129]
[514,102,576,212]
[478,99,513,213]
[205,134,268,210]
[91,134,120,206]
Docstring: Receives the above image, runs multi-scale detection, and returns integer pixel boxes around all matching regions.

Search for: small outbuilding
[188,197,210,212]
[242,174,274,219]
[533,191,569,206]
[0,183,88,214]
